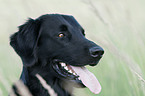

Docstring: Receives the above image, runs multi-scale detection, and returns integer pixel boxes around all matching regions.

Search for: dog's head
[10,14,104,94]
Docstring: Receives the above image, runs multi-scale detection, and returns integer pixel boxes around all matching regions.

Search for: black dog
[10,14,104,96]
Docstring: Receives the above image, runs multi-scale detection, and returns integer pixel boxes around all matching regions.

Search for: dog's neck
[20,67,72,96]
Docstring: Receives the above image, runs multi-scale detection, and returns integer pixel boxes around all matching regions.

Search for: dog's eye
[58,33,65,38]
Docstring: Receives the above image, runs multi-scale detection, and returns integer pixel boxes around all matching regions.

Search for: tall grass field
[0,0,145,96]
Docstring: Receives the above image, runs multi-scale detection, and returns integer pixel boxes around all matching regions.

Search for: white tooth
[64,66,68,70]
[73,73,77,75]
[61,62,66,67]
[68,70,73,73]
[78,77,81,80]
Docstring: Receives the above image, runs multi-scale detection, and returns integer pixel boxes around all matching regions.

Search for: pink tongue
[70,66,101,94]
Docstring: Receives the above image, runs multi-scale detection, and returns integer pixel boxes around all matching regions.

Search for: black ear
[10,18,41,67]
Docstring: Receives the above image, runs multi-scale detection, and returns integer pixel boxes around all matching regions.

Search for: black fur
[10,14,104,96]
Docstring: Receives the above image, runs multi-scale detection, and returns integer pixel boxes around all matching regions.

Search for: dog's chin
[52,59,99,88]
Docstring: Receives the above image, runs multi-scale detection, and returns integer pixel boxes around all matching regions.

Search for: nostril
[92,51,99,56]
[99,50,104,56]
[89,47,104,57]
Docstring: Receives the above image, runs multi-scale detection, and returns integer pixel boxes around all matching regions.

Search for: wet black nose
[89,47,104,57]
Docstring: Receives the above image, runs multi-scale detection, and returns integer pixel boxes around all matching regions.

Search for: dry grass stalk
[9,89,17,96]
[86,0,110,26]
[131,69,145,83]
[36,74,57,96]
[9,80,33,96]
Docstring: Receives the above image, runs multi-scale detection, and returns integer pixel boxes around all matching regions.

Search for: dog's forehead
[40,14,82,28]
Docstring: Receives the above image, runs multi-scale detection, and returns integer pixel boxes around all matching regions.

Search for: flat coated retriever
[10,14,104,96]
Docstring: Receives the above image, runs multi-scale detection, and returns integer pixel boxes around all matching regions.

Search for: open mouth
[52,60,81,81]
[52,59,101,94]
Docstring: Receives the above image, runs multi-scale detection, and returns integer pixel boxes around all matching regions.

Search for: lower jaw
[67,79,86,88]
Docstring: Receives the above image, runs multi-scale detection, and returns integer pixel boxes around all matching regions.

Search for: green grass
[0,0,145,96]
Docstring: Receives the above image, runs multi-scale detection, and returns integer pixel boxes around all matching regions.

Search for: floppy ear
[10,18,41,67]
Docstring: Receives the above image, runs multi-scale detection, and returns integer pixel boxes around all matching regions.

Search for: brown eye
[58,33,65,37]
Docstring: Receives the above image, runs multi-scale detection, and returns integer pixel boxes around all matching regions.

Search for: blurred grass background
[0,0,145,96]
